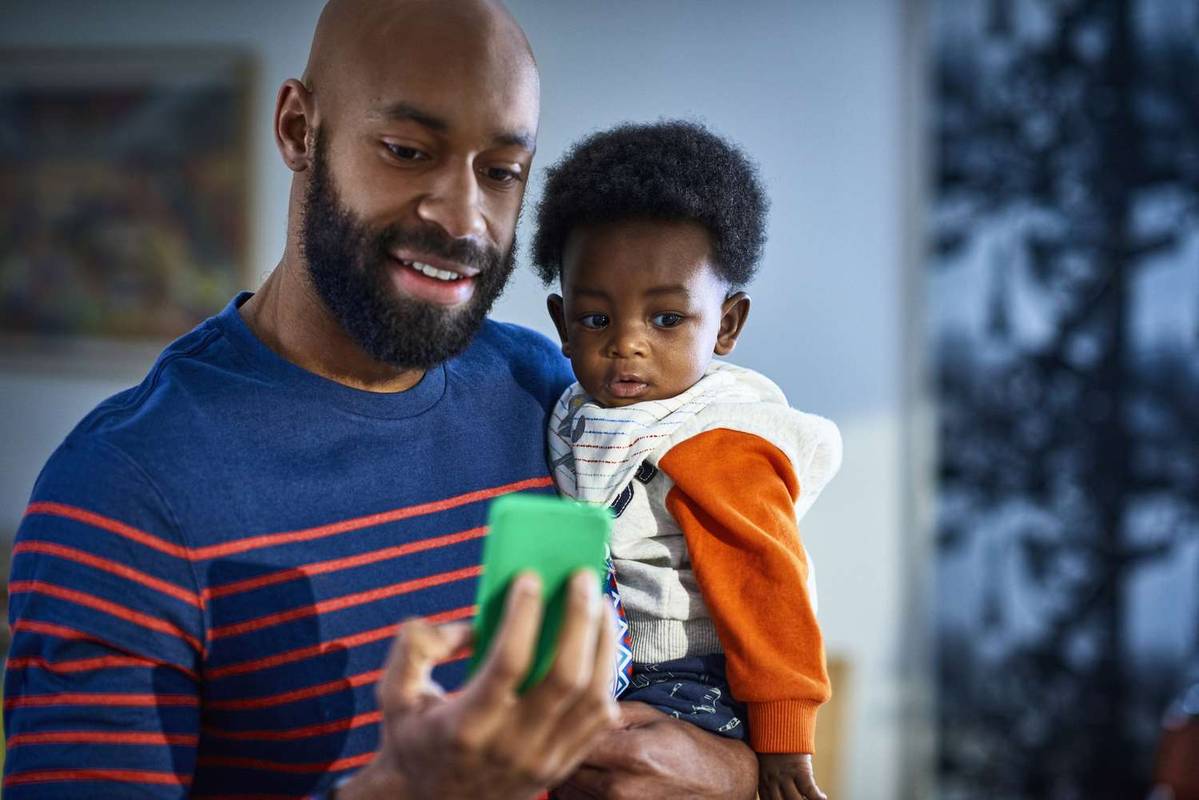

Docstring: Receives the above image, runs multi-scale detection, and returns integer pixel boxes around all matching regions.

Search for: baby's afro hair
[530,120,768,288]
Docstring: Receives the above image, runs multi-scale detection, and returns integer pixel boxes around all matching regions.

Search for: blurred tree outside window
[932,0,1199,797]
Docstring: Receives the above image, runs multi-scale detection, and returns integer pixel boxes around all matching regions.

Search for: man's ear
[714,292,750,356]
[275,79,317,173]
[546,293,572,357]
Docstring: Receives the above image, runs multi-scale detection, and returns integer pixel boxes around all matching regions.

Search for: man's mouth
[400,259,467,282]
[387,252,479,306]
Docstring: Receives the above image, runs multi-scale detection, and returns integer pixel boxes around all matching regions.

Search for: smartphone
[470,492,611,692]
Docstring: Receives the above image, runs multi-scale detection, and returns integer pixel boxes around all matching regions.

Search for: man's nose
[415,164,487,241]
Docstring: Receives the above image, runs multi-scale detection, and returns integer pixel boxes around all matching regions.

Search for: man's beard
[300,135,517,370]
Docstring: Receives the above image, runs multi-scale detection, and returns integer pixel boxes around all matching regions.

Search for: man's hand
[552,701,758,800]
[757,752,827,800]
[340,570,619,800]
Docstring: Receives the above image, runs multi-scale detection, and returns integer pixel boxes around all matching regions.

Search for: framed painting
[0,48,251,364]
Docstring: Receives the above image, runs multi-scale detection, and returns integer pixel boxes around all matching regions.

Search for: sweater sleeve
[4,435,204,798]
[658,427,830,754]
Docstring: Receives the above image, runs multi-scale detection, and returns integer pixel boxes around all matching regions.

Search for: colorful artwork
[0,50,250,341]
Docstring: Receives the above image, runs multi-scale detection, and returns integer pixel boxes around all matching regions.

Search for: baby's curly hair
[531,120,769,288]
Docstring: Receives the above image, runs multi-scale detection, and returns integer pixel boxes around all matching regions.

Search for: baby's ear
[714,292,750,356]
[546,294,572,357]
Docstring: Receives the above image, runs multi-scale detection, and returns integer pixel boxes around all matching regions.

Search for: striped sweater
[3,293,573,798]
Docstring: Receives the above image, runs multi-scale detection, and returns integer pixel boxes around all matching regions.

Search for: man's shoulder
[470,318,564,363]
[70,314,241,462]
[455,319,573,406]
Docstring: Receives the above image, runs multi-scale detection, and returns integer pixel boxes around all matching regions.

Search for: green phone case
[470,493,611,692]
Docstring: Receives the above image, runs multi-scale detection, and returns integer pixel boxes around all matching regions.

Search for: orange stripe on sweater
[7,621,200,681]
[13,540,202,608]
[23,475,548,563]
[190,476,549,560]
[6,730,198,747]
[23,502,189,558]
[204,526,486,601]
[5,692,197,709]
[208,668,383,711]
[208,654,468,711]
[205,710,382,741]
[9,580,202,652]
[207,605,474,679]
[7,654,173,674]
[10,618,113,644]
[4,768,191,787]
[208,566,480,640]
[196,751,373,774]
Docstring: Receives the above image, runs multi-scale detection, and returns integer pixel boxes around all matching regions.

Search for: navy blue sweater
[4,294,572,798]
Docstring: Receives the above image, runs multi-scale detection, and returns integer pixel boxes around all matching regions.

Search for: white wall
[0,3,913,797]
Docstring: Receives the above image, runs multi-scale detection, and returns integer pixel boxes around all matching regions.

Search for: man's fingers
[553,767,612,800]
[532,609,621,782]
[613,699,668,727]
[573,716,656,772]
[487,571,616,784]
[468,571,544,701]
[555,603,621,750]
[526,570,601,709]
[378,618,472,710]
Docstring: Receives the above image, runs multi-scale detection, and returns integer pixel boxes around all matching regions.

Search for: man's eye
[578,314,609,330]
[385,143,425,161]
[651,313,684,328]
[484,166,522,184]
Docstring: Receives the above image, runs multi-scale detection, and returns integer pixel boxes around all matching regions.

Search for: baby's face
[547,219,749,408]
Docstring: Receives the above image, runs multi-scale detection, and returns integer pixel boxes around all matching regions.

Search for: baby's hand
[757,752,827,800]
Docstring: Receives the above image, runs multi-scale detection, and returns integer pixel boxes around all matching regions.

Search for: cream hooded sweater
[548,361,842,752]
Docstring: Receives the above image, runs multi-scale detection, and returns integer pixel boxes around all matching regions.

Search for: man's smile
[387,250,479,306]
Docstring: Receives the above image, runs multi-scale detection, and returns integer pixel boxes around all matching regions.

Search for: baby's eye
[578,313,609,330]
[651,312,684,328]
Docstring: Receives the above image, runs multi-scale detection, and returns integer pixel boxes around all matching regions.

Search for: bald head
[304,0,536,106]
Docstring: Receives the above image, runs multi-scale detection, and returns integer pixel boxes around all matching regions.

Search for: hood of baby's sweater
[548,361,842,519]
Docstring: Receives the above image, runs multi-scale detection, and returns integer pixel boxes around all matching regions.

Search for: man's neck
[239,260,426,394]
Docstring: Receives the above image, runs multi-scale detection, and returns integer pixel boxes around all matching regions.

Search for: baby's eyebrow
[569,284,692,299]
[643,285,690,296]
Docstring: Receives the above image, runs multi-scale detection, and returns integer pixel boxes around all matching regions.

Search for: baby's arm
[659,427,831,754]
[758,752,827,800]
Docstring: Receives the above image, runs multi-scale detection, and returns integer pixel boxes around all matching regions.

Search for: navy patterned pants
[621,653,748,741]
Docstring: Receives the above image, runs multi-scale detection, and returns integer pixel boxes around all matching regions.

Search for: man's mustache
[375,223,502,273]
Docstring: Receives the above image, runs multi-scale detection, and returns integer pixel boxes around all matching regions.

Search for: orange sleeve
[658,427,830,753]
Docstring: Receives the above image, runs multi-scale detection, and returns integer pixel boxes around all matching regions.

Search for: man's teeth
[405,260,462,282]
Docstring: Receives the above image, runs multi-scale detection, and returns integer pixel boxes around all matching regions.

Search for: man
[3,1,758,798]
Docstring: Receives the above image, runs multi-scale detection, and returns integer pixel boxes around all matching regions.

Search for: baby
[532,120,842,800]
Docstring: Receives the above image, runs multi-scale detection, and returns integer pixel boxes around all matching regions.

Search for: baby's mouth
[606,375,650,399]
